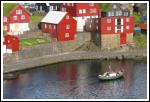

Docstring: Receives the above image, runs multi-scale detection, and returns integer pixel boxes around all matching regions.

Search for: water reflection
[3,59,147,99]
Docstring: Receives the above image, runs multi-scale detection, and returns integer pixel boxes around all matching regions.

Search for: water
[3,59,147,99]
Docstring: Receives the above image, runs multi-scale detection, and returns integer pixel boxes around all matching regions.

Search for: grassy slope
[3,3,19,16]
[133,35,147,48]
[20,37,49,48]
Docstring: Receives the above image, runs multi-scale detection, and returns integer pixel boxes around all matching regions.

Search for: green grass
[133,12,141,24]
[99,3,111,12]
[3,3,19,16]
[133,35,147,48]
[30,15,43,22]
[20,37,49,48]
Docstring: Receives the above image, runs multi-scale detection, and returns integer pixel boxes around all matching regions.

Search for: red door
[120,33,126,44]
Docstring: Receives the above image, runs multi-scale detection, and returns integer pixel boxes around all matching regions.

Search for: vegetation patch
[20,37,49,48]
[133,34,147,48]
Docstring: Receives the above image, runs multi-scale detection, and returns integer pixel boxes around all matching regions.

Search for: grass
[99,3,111,12]
[20,37,49,48]
[3,3,19,16]
[133,12,141,24]
[30,15,43,22]
[133,34,147,48]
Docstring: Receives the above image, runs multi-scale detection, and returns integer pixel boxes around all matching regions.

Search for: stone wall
[126,33,133,44]
[100,34,120,49]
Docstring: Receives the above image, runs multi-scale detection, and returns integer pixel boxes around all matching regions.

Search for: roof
[3,3,19,16]
[41,11,67,24]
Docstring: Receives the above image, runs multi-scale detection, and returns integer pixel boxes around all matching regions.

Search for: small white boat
[98,71,124,81]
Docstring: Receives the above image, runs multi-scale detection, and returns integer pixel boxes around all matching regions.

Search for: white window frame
[79,9,82,14]
[107,18,111,23]
[66,24,70,29]
[66,15,69,19]
[96,26,99,30]
[4,26,7,30]
[83,9,86,14]
[4,17,7,22]
[107,26,111,31]
[53,25,56,29]
[89,3,94,6]
[126,18,130,22]
[49,25,51,29]
[96,19,99,23]
[126,25,130,30]
[21,15,25,20]
[65,33,69,38]
[45,24,47,29]
[121,18,123,25]
[13,16,17,20]
[16,10,22,14]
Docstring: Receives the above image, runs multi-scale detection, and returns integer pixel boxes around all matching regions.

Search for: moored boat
[98,71,124,81]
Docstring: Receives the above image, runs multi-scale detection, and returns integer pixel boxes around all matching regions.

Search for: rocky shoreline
[3,47,147,74]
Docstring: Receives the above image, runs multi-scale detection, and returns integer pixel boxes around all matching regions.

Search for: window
[71,3,74,6]
[124,12,128,16]
[65,33,69,37]
[96,26,99,30]
[79,9,82,14]
[45,24,47,29]
[126,18,130,22]
[16,10,22,14]
[50,6,53,10]
[13,16,17,20]
[21,15,25,20]
[111,12,114,16]
[67,3,70,6]
[107,26,111,31]
[90,8,96,13]
[96,19,99,23]
[49,25,51,29]
[66,15,69,19]
[126,26,129,30]
[53,25,56,29]
[89,24,91,28]
[118,10,122,16]
[83,9,86,14]
[107,18,111,23]
[62,8,66,11]
[117,19,121,25]
[4,17,7,22]
[66,24,70,29]
[108,12,111,16]
[89,3,94,6]
[4,26,7,30]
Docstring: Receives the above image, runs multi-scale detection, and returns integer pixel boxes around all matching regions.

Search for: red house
[60,3,100,32]
[3,4,30,35]
[88,4,134,49]
[3,35,20,53]
[40,11,77,41]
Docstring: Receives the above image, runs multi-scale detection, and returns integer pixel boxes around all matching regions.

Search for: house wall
[57,14,77,41]
[9,23,29,35]
[41,23,57,37]
[3,17,10,32]
[9,5,30,23]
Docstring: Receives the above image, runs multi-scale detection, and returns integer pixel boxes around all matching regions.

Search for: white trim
[121,18,123,25]
[121,26,123,32]
[115,19,117,26]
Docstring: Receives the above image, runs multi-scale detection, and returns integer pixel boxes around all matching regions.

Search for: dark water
[3,59,147,99]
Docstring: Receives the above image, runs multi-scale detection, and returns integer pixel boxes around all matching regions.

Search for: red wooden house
[88,4,134,49]
[60,3,100,32]
[3,35,20,53]
[3,4,30,35]
[40,11,77,41]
